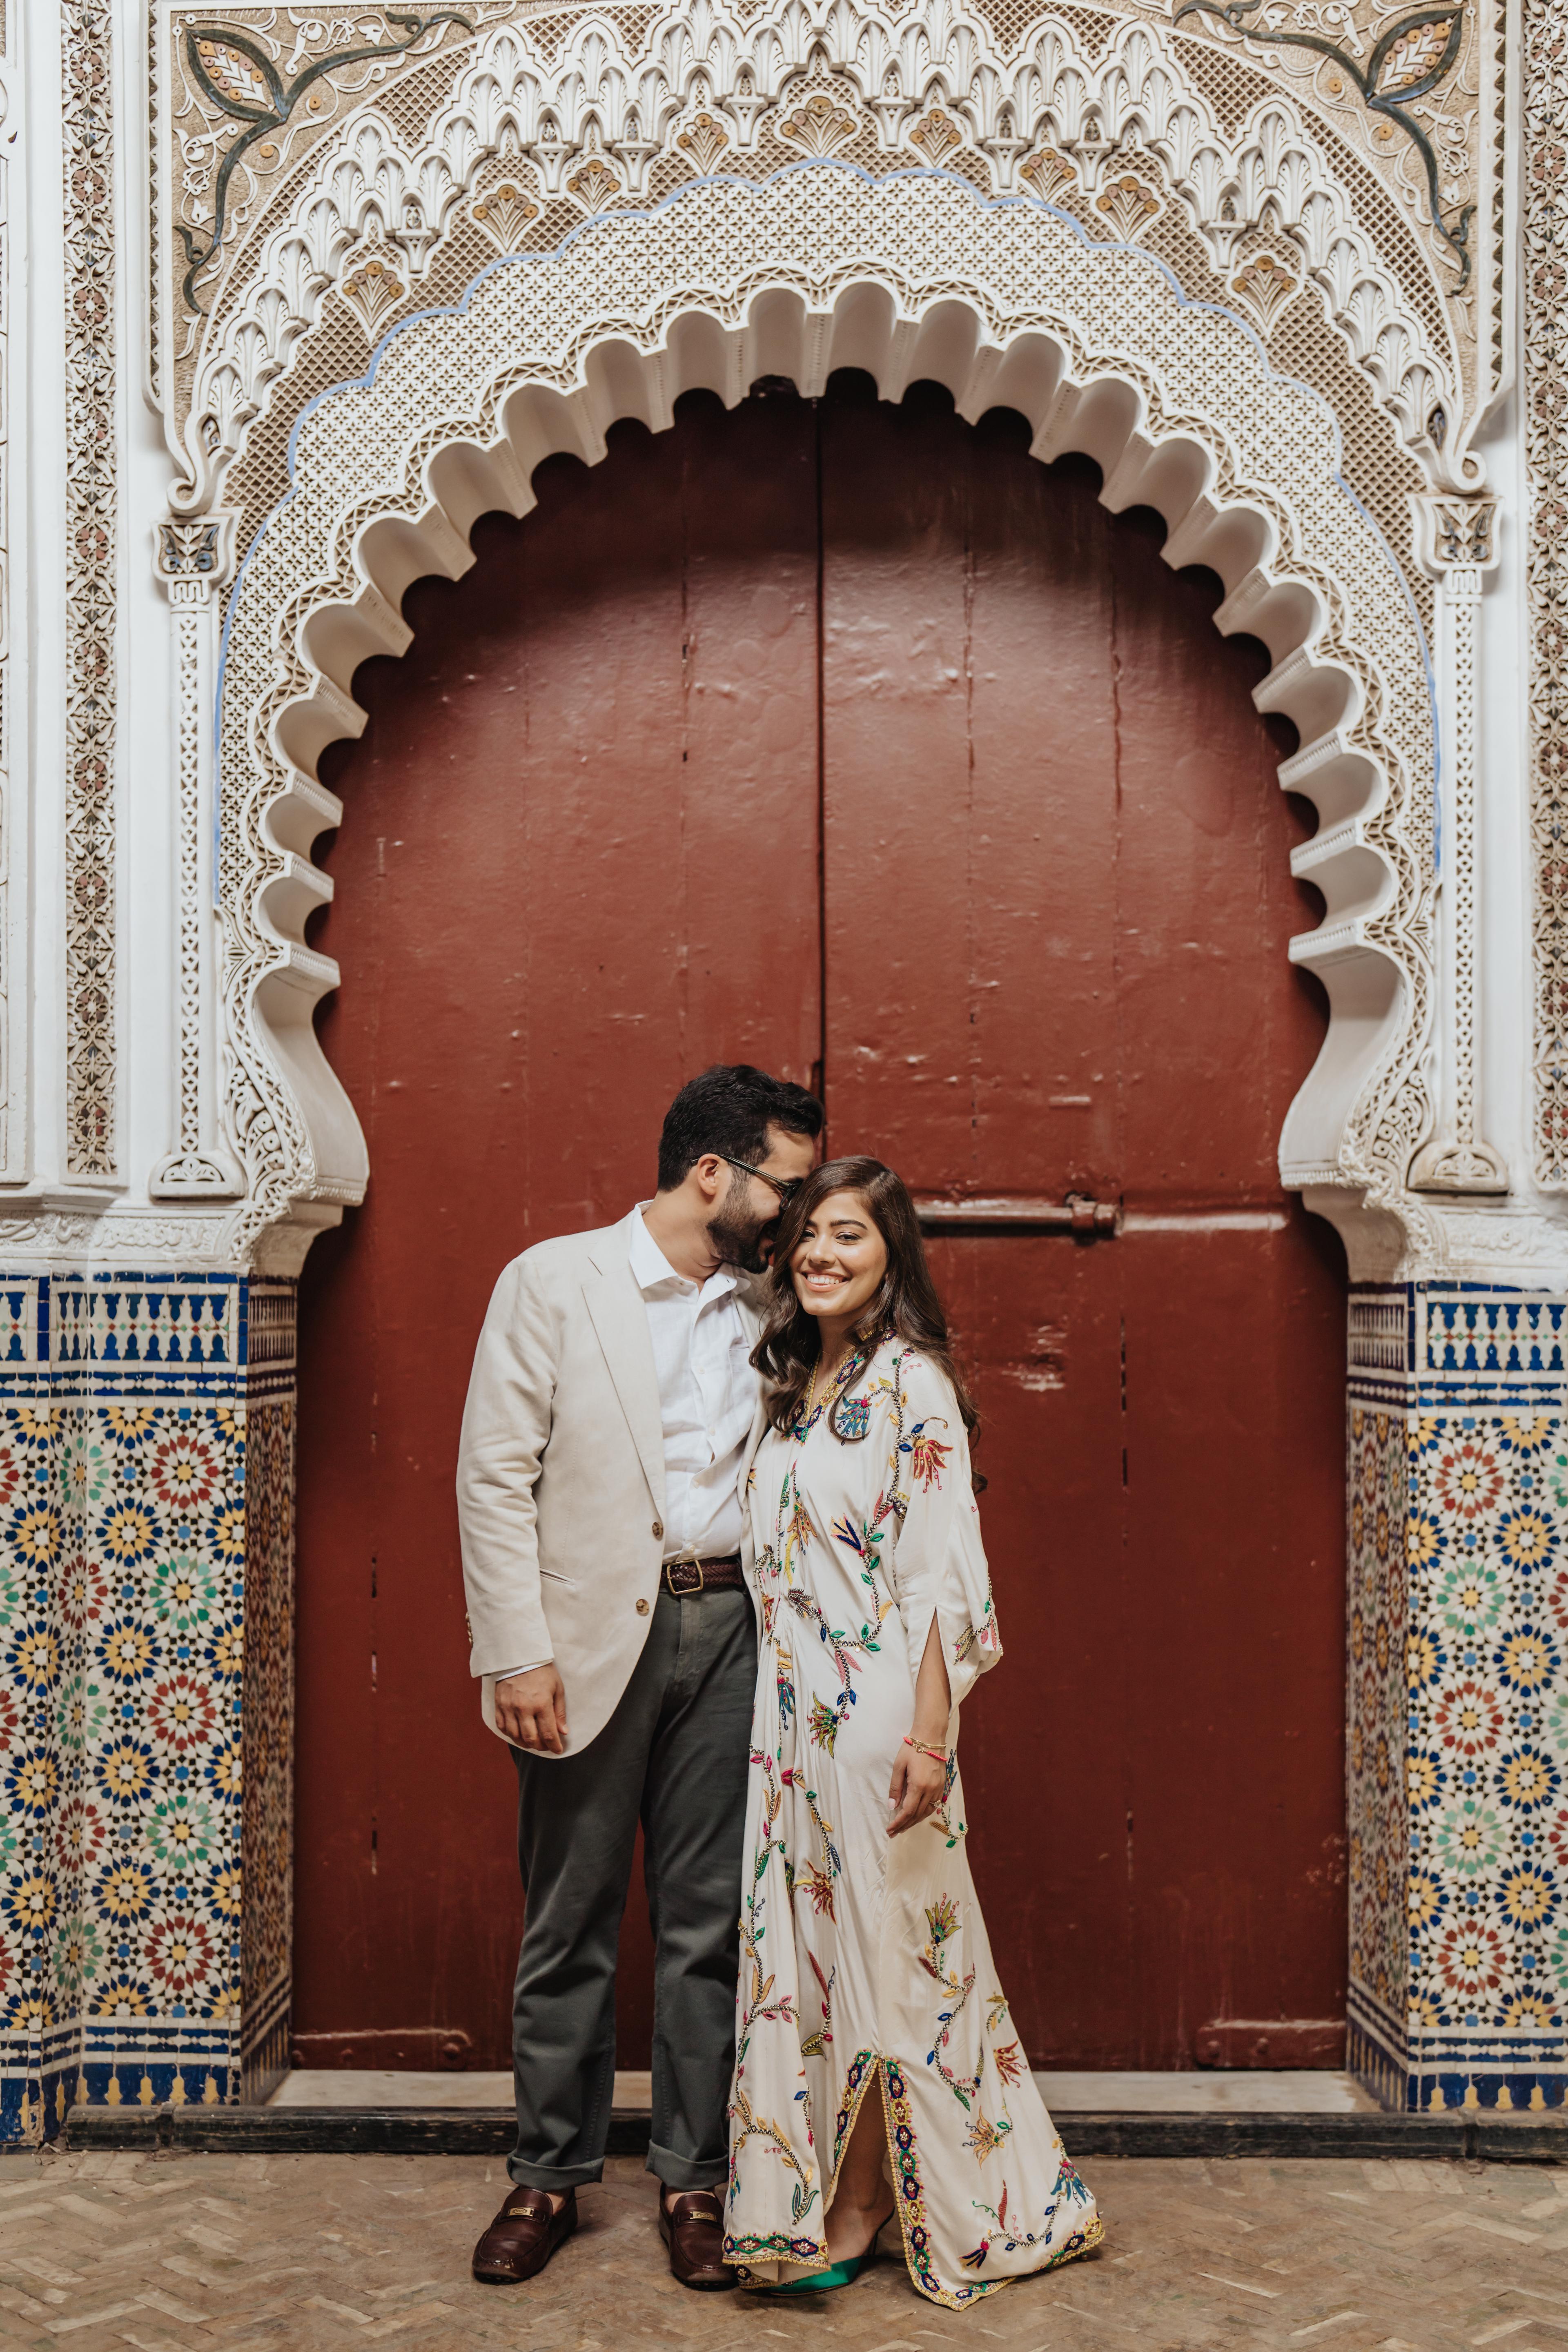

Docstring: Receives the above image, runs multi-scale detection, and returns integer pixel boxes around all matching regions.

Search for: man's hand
[496,1665,568,1754]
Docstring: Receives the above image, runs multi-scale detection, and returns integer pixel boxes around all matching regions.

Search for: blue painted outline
[214,152,1439,897]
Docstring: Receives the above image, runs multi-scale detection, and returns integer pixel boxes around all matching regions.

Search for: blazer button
[636,1597,650,1616]
[652,1520,663,1539]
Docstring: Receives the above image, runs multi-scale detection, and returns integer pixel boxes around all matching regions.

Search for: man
[457,1064,823,2290]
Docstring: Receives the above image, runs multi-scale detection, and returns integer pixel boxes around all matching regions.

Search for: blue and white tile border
[1348,1282,1568,2111]
[0,1272,295,2140]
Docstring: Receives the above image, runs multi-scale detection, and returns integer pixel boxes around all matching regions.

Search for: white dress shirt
[498,1204,760,1679]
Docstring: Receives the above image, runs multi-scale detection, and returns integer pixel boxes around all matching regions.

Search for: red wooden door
[296,396,823,2068]
[819,386,1345,2062]
[295,379,1345,2075]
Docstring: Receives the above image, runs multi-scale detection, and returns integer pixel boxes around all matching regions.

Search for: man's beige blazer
[456,1219,764,1756]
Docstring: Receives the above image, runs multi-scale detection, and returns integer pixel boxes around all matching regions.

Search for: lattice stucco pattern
[157,3,1473,508]
[174,611,201,1156]
[1408,499,1507,1196]
[220,80,1433,643]
[1525,0,1568,1190]
[152,0,1493,396]
[216,165,1436,1252]
[151,514,244,1202]
[62,0,117,1178]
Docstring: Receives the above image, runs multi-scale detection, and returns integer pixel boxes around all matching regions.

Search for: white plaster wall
[0,8,22,1185]
[1,0,181,1227]
[0,1,1554,1291]
[6,0,60,1196]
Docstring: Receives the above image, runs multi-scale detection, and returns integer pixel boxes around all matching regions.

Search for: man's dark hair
[656,1065,824,1192]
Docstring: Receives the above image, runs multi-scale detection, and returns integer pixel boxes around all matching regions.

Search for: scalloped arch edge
[249,283,1411,1242]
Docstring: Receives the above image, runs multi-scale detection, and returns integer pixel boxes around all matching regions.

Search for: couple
[456,1065,1100,2308]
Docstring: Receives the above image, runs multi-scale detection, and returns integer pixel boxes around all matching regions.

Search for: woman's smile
[790,1191,890,1332]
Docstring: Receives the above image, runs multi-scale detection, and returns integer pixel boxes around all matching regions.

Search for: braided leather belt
[660,1553,745,1596]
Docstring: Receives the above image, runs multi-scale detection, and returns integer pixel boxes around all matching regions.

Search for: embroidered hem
[880,2060,1105,2308]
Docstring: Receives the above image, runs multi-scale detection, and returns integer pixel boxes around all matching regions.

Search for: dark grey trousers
[508,1586,756,2192]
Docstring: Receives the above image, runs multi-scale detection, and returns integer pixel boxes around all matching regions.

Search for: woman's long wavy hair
[752,1157,979,1440]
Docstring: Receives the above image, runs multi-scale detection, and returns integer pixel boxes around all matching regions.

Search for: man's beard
[708,1169,778,1275]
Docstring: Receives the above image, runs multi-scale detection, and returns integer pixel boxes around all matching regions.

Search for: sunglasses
[715,1153,804,1205]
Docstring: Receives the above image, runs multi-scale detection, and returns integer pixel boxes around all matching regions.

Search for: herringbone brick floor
[0,2149,1564,2350]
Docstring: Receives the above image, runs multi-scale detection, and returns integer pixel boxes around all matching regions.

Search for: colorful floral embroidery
[908,1425,952,1490]
[993,2040,1026,2087]
[831,2047,873,2167]
[788,1773,841,1918]
[884,2060,1020,2305]
[728,2081,818,2234]
[788,1345,869,1444]
[728,1746,820,2241]
[800,1951,835,2061]
[725,2230,822,2267]
[834,1392,871,1441]
[729,1336,1093,2303]
[918,1895,981,2110]
[964,2111,1012,2163]
[961,2154,1100,2272]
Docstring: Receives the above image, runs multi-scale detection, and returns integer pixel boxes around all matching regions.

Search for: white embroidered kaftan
[724,1339,1102,2307]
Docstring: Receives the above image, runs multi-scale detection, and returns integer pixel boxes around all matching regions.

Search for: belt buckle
[667,1555,705,1596]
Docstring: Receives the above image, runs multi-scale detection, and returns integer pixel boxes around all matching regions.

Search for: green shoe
[750,2205,896,2293]
[753,2247,879,2294]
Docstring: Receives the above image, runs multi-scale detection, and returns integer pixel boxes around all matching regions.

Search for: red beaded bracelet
[903,1734,948,1765]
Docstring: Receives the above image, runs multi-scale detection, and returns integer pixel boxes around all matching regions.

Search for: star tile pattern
[0,1276,297,2143]
[10,1272,1568,2142]
[1348,1284,1568,2111]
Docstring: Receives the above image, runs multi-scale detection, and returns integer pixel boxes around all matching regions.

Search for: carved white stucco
[159,6,1474,510]
[0,0,1555,1285]
[211,194,1435,1264]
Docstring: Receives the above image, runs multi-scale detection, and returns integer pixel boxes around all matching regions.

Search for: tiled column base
[1347,1283,1566,2112]
[239,1297,298,2106]
[0,1272,296,2142]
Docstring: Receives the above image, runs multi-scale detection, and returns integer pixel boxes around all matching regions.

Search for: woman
[724,1158,1101,2306]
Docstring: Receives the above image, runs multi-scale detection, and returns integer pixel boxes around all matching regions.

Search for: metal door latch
[914,1194,1120,1235]
[1065,1192,1118,1234]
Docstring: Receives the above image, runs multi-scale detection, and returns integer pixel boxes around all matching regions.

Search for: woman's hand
[885,1612,954,1833]
[887,1742,947,1835]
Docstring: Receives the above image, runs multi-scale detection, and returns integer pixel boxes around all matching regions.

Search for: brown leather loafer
[659,2187,735,2290]
[472,2184,577,2284]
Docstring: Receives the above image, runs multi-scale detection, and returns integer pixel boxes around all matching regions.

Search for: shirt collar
[626,1203,739,1299]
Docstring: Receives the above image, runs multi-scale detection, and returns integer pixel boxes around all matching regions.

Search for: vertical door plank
[819,383,978,1182]
[821,392,1133,2060]
[674,391,822,1084]
[1109,518,1347,2056]
[296,398,821,2065]
[964,439,1122,1200]
[820,386,1342,2065]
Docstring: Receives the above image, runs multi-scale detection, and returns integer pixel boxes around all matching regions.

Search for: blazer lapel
[583,1249,666,1515]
